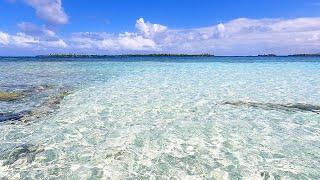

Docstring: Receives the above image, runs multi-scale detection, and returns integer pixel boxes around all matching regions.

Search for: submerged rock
[260,171,270,180]
[1,144,43,166]
[105,149,126,160]
[0,111,30,122]
[28,88,71,116]
[285,103,320,113]
[0,92,24,101]
[223,101,320,114]
[0,85,52,103]
[0,86,72,123]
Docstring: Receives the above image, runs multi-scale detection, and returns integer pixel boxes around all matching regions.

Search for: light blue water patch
[0,57,320,179]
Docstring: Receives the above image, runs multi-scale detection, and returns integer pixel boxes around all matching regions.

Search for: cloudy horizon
[1,0,320,56]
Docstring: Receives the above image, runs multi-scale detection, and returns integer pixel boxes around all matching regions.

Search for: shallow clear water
[0,57,320,179]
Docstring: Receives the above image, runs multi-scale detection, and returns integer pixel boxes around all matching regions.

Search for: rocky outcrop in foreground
[0,86,71,123]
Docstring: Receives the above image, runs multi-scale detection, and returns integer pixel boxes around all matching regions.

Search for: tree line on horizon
[36,53,214,58]
[33,53,320,58]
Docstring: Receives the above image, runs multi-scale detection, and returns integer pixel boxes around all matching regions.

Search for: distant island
[288,53,320,57]
[36,53,214,58]
[18,53,320,58]
[258,54,277,57]
[258,53,320,57]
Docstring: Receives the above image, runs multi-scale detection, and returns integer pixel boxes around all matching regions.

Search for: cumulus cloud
[24,0,68,25]
[0,32,10,45]
[1,17,320,55]
[0,22,67,50]
[10,32,67,48]
[16,22,67,48]
[18,22,56,38]
[135,18,167,37]
[11,33,39,47]
[118,32,157,50]
[79,17,320,55]
[216,23,225,38]
[68,19,164,52]
[70,31,157,52]
[211,18,320,55]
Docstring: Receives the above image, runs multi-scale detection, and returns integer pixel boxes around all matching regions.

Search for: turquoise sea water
[0,57,319,179]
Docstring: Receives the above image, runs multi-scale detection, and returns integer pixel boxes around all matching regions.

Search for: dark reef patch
[0,144,44,166]
[0,111,31,122]
[0,91,25,101]
[223,101,320,114]
[22,86,71,121]
[0,85,72,123]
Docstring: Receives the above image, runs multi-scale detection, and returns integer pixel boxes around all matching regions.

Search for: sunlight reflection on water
[0,57,320,179]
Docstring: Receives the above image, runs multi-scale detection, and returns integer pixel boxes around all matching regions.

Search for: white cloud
[211,17,320,55]
[45,39,67,48]
[70,31,157,52]
[0,32,10,45]
[24,0,68,25]
[135,18,167,38]
[9,32,67,48]
[68,18,163,52]
[1,17,320,55]
[0,22,67,50]
[34,17,320,55]
[18,22,57,38]
[217,23,225,38]
[11,33,40,47]
[118,32,157,50]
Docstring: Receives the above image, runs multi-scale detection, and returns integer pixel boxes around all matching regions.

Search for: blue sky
[1,0,320,55]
